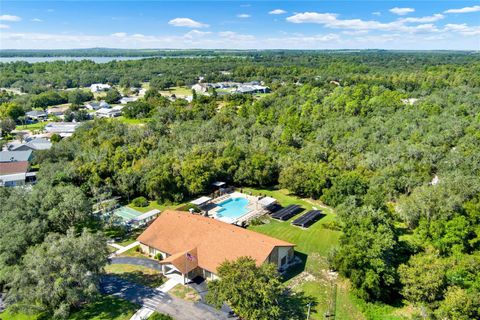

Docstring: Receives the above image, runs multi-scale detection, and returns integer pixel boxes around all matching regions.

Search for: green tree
[333,207,399,301]
[104,88,122,104]
[206,257,311,320]
[0,117,16,136]
[435,286,480,320]
[5,229,108,319]
[399,253,447,305]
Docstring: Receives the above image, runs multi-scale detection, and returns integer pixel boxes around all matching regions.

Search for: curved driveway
[101,275,228,320]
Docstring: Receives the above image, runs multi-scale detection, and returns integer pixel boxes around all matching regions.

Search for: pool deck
[208,192,268,224]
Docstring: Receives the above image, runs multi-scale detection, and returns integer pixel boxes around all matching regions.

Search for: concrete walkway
[101,275,228,320]
[108,243,124,250]
[130,307,154,320]
[115,241,140,255]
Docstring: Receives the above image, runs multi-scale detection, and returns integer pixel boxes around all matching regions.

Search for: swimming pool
[113,206,142,223]
[216,197,250,220]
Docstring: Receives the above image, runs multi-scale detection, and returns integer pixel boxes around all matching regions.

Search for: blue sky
[0,1,479,49]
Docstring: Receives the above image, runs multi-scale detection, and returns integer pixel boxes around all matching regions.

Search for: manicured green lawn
[15,122,46,131]
[118,246,146,258]
[160,86,192,97]
[127,200,183,213]
[0,295,138,320]
[69,295,139,320]
[116,229,143,247]
[105,264,166,288]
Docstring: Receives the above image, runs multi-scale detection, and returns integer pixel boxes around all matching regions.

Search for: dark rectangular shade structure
[271,205,303,221]
[292,210,323,228]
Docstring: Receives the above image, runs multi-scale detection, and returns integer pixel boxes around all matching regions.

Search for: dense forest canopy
[1,51,480,318]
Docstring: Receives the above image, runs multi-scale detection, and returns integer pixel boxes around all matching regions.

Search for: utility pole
[306,302,311,320]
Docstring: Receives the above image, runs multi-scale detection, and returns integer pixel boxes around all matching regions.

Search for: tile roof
[138,210,294,274]
[0,161,29,175]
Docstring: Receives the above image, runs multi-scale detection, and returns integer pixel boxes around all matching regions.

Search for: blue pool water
[217,197,250,219]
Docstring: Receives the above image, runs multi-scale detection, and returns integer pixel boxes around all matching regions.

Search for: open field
[160,86,192,97]
[0,295,139,320]
[14,122,47,132]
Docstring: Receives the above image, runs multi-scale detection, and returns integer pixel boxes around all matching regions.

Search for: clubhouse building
[137,210,295,282]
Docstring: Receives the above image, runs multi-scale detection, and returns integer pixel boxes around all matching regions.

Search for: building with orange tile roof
[137,210,295,281]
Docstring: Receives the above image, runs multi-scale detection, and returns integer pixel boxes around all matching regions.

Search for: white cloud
[286,12,393,31]
[184,29,211,39]
[372,12,381,16]
[269,9,287,15]
[286,11,445,34]
[0,15,21,22]
[0,30,476,50]
[444,23,480,36]
[31,18,43,22]
[219,31,255,41]
[237,14,251,18]
[0,24,10,29]
[400,14,444,23]
[444,6,480,14]
[389,7,415,16]
[168,18,209,28]
[111,32,127,37]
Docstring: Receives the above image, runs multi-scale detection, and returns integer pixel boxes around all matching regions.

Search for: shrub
[132,196,149,207]
[322,220,342,231]
[150,313,173,320]
[155,253,163,261]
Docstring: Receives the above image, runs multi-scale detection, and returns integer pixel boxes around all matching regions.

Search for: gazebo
[190,196,212,207]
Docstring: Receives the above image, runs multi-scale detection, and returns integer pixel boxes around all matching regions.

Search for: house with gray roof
[0,150,33,163]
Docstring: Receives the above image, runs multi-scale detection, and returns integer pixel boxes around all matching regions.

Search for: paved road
[101,275,229,320]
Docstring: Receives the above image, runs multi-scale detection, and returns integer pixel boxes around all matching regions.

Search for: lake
[0,56,152,63]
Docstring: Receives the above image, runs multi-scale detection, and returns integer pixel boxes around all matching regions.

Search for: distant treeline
[0,48,477,58]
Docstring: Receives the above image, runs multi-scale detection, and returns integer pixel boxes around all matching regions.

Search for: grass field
[246,188,363,320]
[127,200,183,213]
[14,122,47,132]
[105,264,166,288]
[0,295,138,320]
[169,284,201,302]
[160,86,192,97]
[246,188,409,319]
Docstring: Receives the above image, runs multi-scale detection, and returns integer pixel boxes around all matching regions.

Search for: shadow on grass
[69,295,139,320]
[114,271,166,288]
[282,251,308,282]
[281,288,318,320]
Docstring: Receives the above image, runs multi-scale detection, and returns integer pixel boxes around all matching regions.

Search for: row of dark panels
[270,204,323,228]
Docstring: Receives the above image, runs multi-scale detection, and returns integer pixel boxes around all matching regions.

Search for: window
[281,256,287,266]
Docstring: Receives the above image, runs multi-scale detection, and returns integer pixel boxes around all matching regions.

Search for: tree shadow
[282,251,308,282]
[69,294,139,320]
[280,288,318,320]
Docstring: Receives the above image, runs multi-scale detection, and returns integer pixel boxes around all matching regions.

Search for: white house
[44,122,80,137]
[191,83,209,93]
[119,96,139,104]
[95,106,123,118]
[90,83,111,93]
[85,101,109,110]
